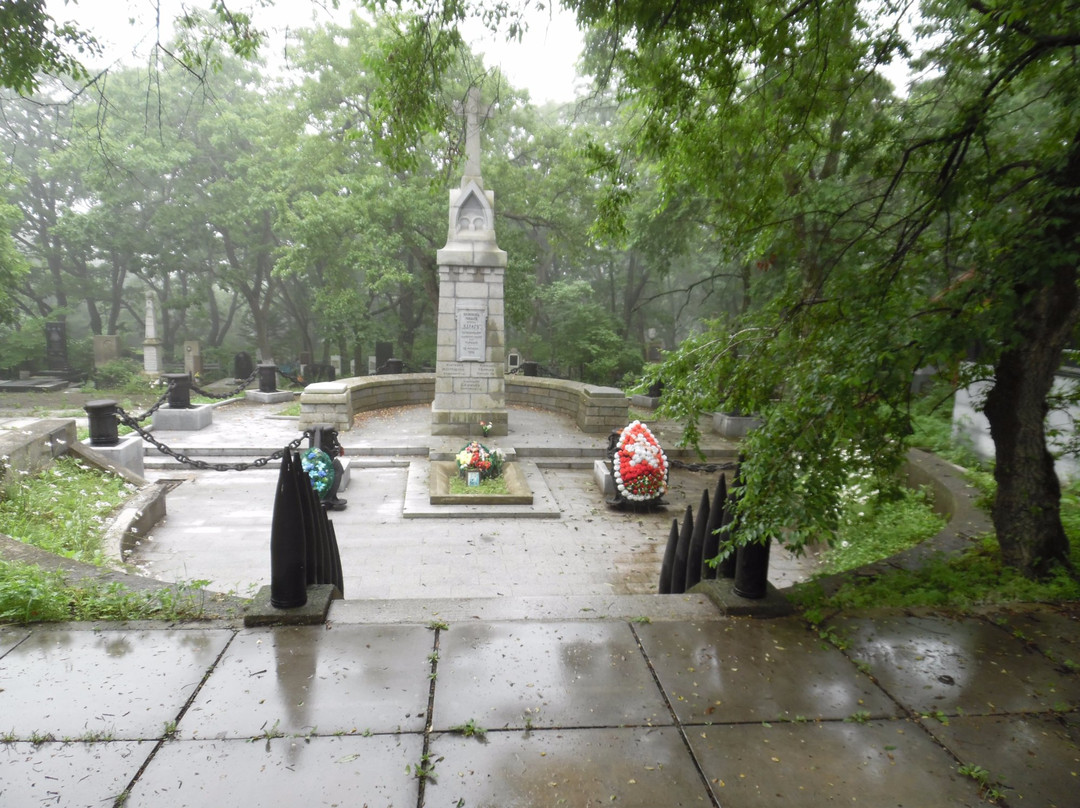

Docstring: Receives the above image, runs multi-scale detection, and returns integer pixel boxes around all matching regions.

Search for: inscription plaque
[456,304,487,362]
[459,378,485,393]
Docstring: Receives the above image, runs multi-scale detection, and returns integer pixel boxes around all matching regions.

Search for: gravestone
[143,291,163,376]
[375,342,393,373]
[233,351,254,381]
[93,335,121,368]
[184,340,202,377]
[45,321,68,371]
[431,86,508,437]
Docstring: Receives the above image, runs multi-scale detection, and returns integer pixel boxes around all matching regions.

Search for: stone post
[143,291,163,376]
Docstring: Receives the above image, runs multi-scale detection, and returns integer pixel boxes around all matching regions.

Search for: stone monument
[143,292,163,376]
[431,87,509,437]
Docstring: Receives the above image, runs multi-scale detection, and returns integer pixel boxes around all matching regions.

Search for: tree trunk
[983,127,1080,578]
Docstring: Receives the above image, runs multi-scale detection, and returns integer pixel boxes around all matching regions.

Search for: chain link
[116,407,310,471]
[190,368,259,401]
[276,368,304,387]
[130,388,172,423]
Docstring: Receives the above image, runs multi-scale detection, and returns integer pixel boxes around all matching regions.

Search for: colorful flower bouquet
[301,447,335,498]
[480,420,493,437]
[613,420,668,502]
[455,441,505,480]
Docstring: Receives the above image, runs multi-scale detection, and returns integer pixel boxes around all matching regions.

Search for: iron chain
[116,407,311,471]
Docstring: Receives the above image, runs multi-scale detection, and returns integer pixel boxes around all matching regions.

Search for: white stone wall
[951,370,1080,481]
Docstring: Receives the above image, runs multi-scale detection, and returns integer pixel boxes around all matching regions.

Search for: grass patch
[0,560,215,623]
[818,487,946,575]
[448,475,510,495]
[276,402,301,417]
[0,455,135,563]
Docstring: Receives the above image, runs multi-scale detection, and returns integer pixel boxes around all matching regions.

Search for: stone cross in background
[459,85,492,183]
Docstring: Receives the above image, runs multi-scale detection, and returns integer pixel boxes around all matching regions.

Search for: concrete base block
[630,394,660,410]
[244,584,341,627]
[246,390,296,404]
[152,404,213,431]
[83,434,145,478]
[712,412,762,439]
[593,458,615,496]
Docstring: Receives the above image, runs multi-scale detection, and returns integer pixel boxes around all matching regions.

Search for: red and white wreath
[613,420,668,501]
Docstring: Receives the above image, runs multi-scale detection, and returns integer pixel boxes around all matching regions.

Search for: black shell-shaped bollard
[658,518,679,594]
[671,506,694,595]
[701,474,727,580]
[686,488,710,592]
[270,449,307,609]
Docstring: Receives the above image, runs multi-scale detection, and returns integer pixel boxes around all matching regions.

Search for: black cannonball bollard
[163,373,192,409]
[84,399,120,447]
[258,364,278,393]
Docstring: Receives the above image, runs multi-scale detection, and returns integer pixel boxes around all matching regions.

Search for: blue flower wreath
[301,448,335,498]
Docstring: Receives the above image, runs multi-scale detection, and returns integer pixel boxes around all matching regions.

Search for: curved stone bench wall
[299,373,629,433]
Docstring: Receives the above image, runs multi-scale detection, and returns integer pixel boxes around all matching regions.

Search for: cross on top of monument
[456,86,492,184]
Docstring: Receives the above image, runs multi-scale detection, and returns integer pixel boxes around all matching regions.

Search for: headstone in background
[143,291,163,376]
[93,335,121,368]
[233,351,254,381]
[330,355,342,377]
[45,321,68,371]
[184,340,202,377]
[375,342,393,372]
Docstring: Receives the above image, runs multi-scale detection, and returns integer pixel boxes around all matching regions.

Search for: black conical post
[658,519,679,594]
[718,467,743,579]
[258,364,278,393]
[701,474,727,580]
[671,506,693,595]
[163,373,192,408]
[685,489,710,591]
[270,450,306,608]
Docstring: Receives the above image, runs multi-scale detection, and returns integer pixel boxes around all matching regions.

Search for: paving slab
[924,713,1080,807]
[833,612,1080,715]
[0,740,149,807]
[688,719,985,807]
[431,621,672,731]
[180,625,435,738]
[124,734,422,807]
[985,604,1080,669]
[429,727,713,807]
[0,628,232,740]
[0,626,29,656]
[636,618,900,723]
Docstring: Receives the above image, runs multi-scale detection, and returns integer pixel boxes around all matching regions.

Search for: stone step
[325,593,724,625]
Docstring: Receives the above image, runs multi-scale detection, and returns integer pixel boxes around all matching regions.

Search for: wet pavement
[1,396,1079,806]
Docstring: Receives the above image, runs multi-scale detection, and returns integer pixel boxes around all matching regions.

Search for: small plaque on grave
[456,304,487,362]
[467,471,481,487]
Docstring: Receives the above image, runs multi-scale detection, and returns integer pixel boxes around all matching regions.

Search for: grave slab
[180,624,435,738]
[635,618,900,723]
[431,621,672,731]
[833,611,1080,715]
[0,628,232,739]
[689,719,985,807]
[430,727,711,807]
[125,735,422,808]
